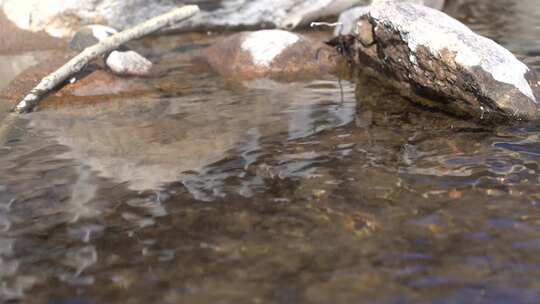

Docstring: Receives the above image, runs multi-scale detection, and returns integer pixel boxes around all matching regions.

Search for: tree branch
[13,5,200,114]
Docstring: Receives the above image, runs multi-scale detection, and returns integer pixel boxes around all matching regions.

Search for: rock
[69,24,152,77]
[279,0,368,30]
[334,6,371,36]
[2,0,175,38]
[106,50,153,77]
[335,0,445,36]
[53,69,149,98]
[348,2,540,121]
[204,30,341,79]
[0,9,65,53]
[69,24,118,52]
[1,55,153,109]
[0,52,73,105]
[2,0,440,38]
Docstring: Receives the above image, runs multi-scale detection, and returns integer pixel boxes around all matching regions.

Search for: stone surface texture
[335,0,444,35]
[106,50,153,76]
[69,24,118,52]
[204,30,341,79]
[350,2,540,121]
[1,0,443,38]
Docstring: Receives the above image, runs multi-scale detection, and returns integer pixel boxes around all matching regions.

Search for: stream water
[0,0,539,303]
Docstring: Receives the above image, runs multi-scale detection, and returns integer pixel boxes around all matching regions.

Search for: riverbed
[0,0,539,303]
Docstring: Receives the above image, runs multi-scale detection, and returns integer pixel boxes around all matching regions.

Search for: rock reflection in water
[28,77,355,199]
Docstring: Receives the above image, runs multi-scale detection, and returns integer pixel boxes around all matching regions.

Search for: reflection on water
[0,0,540,303]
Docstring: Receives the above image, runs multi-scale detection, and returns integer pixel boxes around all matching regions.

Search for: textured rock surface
[69,24,118,52]
[2,0,442,38]
[349,2,540,121]
[106,50,153,76]
[205,30,341,79]
[335,0,445,36]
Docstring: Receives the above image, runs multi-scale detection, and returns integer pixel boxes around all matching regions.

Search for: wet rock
[106,50,153,77]
[0,52,73,105]
[1,55,153,109]
[52,69,150,98]
[348,2,540,121]
[204,30,341,79]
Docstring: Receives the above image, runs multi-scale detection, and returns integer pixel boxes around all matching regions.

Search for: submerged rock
[204,30,341,79]
[347,2,540,121]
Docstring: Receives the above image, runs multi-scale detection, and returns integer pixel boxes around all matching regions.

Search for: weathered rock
[0,0,359,37]
[204,30,341,79]
[334,0,445,36]
[2,0,173,38]
[2,0,443,38]
[106,50,153,77]
[348,2,540,121]
[69,24,118,52]
[279,0,368,30]
[0,9,65,53]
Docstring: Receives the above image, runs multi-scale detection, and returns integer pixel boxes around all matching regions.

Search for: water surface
[0,0,539,303]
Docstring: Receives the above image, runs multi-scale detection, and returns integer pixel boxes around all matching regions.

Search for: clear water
[0,0,539,303]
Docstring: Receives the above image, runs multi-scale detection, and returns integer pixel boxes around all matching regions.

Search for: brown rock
[1,53,153,110]
[204,30,341,79]
[0,52,73,105]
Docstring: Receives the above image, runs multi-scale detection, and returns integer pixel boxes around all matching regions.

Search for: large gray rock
[1,0,442,38]
[346,2,540,121]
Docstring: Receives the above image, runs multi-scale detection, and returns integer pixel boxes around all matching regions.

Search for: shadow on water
[0,0,539,303]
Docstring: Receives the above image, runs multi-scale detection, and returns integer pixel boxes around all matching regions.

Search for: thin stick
[13,5,200,114]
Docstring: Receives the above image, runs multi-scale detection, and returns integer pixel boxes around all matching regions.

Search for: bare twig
[310,21,343,33]
[13,5,200,114]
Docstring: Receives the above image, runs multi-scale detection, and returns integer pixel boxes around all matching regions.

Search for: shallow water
[1,0,540,303]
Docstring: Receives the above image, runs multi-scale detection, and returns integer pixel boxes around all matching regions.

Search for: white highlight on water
[241,30,300,67]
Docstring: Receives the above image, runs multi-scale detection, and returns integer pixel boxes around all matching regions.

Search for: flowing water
[0,0,540,303]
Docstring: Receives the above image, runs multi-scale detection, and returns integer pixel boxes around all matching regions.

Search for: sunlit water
[0,0,539,303]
